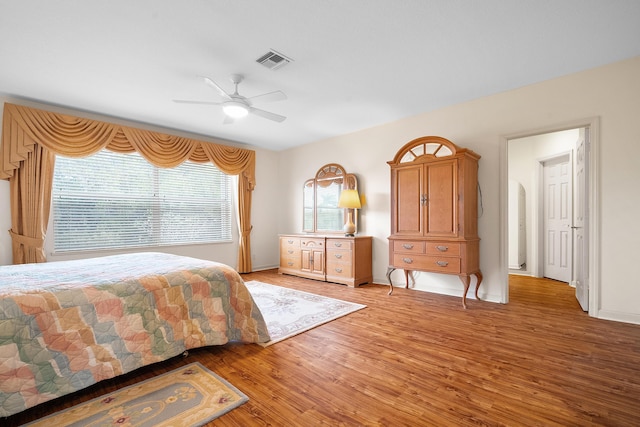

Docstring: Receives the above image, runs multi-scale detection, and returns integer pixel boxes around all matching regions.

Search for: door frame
[499,117,600,316]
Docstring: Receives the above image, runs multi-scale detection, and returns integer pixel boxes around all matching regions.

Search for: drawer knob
[402,257,413,264]
[288,250,294,254]
[402,243,414,250]
[287,262,294,266]
[335,268,343,273]
[334,242,343,247]
[287,240,294,244]
[334,254,342,259]
[436,245,448,252]
[436,261,449,267]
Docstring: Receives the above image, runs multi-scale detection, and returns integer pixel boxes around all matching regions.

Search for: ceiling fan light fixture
[222,101,249,118]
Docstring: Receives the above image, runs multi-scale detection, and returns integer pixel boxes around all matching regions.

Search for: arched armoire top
[388,135,480,166]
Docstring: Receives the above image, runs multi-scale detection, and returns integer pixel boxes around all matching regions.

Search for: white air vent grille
[256,50,292,70]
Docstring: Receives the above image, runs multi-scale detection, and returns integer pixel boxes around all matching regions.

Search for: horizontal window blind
[52,150,232,252]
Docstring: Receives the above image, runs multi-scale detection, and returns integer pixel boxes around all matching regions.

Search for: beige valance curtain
[1,103,255,271]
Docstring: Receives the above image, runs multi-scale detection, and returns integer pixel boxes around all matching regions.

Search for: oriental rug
[245,280,366,347]
[24,363,247,427]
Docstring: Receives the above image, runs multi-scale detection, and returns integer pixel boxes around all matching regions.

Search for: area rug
[245,280,366,347]
[24,363,247,427]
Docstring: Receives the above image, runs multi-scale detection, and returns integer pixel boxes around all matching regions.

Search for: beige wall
[1,56,639,324]
[278,56,640,324]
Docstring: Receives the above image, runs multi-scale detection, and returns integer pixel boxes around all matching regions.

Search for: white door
[574,130,589,311]
[543,155,572,282]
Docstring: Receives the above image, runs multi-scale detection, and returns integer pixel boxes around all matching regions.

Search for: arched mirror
[303,163,358,233]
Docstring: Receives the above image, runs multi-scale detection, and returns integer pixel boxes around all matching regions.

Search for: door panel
[394,165,423,235]
[426,160,457,236]
[543,156,571,282]
[574,131,589,311]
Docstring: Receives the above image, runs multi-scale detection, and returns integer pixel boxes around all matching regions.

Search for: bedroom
[1,1,640,425]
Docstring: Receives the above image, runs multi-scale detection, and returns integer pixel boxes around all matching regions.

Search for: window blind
[52,150,232,252]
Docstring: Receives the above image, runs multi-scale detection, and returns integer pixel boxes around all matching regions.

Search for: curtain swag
[1,103,255,271]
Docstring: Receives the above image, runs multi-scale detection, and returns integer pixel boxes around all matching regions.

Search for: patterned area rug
[24,363,247,427]
[245,280,366,347]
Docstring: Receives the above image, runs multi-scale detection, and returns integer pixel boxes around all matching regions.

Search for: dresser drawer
[280,256,301,270]
[392,253,461,274]
[301,238,325,248]
[425,242,460,256]
[393,240,426,254]
[279,236,301,272]
[327,239,353,250]
[326,260,353,278]
[281,236,300,248]
[327,248,353,263]
[281,245,300,258]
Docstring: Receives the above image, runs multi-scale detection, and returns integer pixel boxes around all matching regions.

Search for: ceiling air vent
[256,50,292,70]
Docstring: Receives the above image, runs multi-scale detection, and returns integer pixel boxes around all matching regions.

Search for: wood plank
[5,272,640,426]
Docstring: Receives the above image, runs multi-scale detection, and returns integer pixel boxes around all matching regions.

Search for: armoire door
[425,159,457,237]
[393,164,424,236]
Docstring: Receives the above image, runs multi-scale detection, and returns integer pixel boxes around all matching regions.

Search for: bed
[0,252,270,417]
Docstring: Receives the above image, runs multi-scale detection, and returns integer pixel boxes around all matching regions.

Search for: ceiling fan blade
[201,76,232,100]
[246,90,287,104]
[173,99,222,105]
[250,107,286,123]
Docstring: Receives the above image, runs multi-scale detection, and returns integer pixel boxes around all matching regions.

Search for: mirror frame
[303,163,358,234]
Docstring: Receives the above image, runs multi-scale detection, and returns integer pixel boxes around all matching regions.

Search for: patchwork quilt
[0,252,270,417]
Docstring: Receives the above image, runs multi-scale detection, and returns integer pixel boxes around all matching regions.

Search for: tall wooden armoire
[387,136,482,308]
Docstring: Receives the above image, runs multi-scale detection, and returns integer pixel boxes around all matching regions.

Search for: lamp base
[343,210,356,236]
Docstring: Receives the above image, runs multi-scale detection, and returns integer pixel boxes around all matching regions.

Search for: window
[52,150,232,252]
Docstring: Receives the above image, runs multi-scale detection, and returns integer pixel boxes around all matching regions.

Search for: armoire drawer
[392,253,461,274]
[425,242,460,256]
[392,240,426,254]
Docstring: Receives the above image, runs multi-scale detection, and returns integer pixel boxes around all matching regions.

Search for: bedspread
[0,252,270,417]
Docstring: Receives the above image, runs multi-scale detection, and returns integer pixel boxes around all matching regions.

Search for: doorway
[501,119,599,315]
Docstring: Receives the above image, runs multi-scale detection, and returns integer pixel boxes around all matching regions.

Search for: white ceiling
[1,1,639,151]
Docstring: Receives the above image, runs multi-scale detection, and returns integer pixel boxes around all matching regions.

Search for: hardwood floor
[6,271,640,426]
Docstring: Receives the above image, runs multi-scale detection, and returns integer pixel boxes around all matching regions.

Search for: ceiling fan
[174,74,287,124]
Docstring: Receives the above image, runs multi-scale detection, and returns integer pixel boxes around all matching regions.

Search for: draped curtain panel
[1,103,255,271]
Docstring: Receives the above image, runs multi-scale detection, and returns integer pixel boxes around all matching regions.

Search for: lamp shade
[338,189,362,209]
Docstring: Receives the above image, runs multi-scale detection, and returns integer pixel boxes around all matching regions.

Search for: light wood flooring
[6,271,640,426]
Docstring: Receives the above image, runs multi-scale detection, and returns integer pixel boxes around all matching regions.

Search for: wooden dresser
[387,136,482,308]
[279,234,373,287]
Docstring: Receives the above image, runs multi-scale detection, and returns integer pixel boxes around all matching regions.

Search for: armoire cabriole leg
[459,274,471,309]
[474,271,483,300]
[386,266,396,295]
[404,269,411,289]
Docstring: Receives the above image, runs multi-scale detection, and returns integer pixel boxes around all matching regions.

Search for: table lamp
[337,189,361,236]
